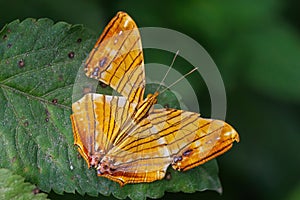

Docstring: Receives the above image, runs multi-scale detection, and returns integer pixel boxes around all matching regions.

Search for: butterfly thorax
[132,92,159,123]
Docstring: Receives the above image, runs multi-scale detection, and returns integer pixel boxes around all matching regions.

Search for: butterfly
[70,11,239,186]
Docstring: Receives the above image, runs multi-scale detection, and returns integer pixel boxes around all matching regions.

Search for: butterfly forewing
[85,12,145,108]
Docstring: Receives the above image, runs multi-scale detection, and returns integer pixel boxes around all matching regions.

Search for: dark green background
[1,0,299,200]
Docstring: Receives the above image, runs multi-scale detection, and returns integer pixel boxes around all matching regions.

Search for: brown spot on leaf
[77,38,82,43]
[52,99,58,105]
[99,81,107,88]
[18,59,25,68]
[23,121,29,127]
[68,51,75,59]
[165,172,172,180]
[32,187,40,195]
[3,34,7,40]
[45,109,50,116]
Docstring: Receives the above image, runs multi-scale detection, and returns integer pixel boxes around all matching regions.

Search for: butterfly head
[137,91,159,112]
[132,92,160,122]
[144,91,159,104]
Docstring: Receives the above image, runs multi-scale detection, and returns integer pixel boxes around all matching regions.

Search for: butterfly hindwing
[100,108,239,185]
[71,93,136,167]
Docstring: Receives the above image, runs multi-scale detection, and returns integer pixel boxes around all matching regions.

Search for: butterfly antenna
[160,67,198,94]
[155,50,180,93]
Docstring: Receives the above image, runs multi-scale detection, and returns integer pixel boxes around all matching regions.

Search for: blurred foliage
[1,0,299,200]
[0,168,48,200]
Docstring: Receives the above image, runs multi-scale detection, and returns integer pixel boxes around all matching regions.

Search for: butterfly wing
[99,108,239,185]
[84,12,145,108]
[71,93,136,167]
[72,11,239,186]
[71,11,146,172]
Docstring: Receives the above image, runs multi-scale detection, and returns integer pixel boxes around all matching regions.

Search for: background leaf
[1,1,299,199]
[0,168,48,200]
[0,18,222,200]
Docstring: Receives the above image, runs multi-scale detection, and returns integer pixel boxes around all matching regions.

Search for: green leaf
[0,18,221,200]
[0,168,48,200]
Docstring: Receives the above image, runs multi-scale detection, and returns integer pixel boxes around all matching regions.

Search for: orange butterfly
[70,12,239,186]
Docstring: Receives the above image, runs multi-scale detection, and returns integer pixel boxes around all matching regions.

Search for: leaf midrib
[0,83,71,110]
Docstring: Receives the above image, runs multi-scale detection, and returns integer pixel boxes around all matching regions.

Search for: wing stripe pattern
[85,14,124,65]
[71,11,239,186]
[104,108,238,173]
[114,50,144,102]
[84,12,145,109]
[181,138,235,170]
[85,14,123,65]
[119,111,199,151]
[105,31,136,82]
